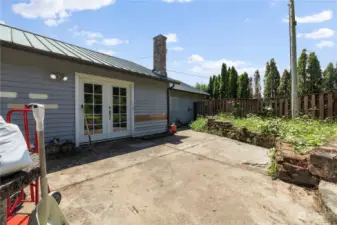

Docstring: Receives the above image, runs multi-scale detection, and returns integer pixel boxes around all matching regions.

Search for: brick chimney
[153,34,167,77]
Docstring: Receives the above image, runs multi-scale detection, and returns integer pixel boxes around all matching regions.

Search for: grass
[191,113,337,153]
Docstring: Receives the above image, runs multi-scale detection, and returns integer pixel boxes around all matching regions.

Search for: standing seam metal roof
[0,24,178,83]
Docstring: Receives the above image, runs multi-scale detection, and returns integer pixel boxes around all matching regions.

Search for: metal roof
[0,24,178,84]
[173,82,209,96]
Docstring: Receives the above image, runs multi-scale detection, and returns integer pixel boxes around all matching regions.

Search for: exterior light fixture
[50,74,57,79]
[50,73,68,81]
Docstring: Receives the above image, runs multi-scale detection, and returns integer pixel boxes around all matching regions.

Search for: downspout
[167,83,175,128]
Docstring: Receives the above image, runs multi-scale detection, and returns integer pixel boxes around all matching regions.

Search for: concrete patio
[46,130,328,225]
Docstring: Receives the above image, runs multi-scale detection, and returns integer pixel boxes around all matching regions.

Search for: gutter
[167,83,175,128]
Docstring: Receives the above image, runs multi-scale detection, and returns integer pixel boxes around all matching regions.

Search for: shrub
[190,117,207,132]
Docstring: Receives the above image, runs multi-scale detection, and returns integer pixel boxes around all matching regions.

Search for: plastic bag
[0,116,33,177]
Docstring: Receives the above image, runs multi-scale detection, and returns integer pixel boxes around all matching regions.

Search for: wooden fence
[194,92,337,120]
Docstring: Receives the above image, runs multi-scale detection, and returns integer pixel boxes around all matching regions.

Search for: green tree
[237,72,249,98]
[253,70,262,99]
[264,62,271,98]
[207,76,213,98]
[220,63,229,98]
[269,59,281,98]
[307,52,322,94]
[298,49,308,95]
[277,69,291,97]
[213,75,219,99]
[217,75,222,99]
[195,83,208,92]
[323,63,337,92]
[248,77,253,98]
[228,66,238,98]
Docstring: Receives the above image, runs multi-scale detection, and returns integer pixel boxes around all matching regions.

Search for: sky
[0,0,336,86]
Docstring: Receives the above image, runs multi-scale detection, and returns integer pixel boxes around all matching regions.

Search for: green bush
[190,117,207,132]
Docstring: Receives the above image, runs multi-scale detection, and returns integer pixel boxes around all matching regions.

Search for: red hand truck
[6,106,61,224]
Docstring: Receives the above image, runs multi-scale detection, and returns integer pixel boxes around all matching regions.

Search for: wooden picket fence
[194,92,337,120]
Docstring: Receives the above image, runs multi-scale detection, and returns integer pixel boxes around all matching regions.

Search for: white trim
[75,72,135,146]
[0,91,17,98]
[29,93,48,99]
[75,74,80,147]
[76,72,133,87]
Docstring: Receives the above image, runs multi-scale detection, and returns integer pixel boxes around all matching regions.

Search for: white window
[170,97,179,111]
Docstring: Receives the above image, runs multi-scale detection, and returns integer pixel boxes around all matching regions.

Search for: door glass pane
[84,83,93,93]
[84,94,93,103]
[113,96,120,104]
[120,88,127,96]
[113,87,119,95]
[112,86,128,133]
[120,96,126,105]
[94,95,102,104]
[83,83,103,135]
[94,85,102,94]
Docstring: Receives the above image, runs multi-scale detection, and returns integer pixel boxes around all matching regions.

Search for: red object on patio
[169,124,177,134]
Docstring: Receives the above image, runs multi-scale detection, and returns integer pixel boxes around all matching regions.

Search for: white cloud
[169,46,184,52]
[165,33,178,43]
[102,38,129,46]
[12,0,116,26]
[188,54,205,63]
[298,28,335,39]
[283,10,333,24]
[0,20,5,24]
[244,18,251,23]
[44,18,65,26]
[162,0,192,3]
[317,40,335,49]
[97,49,116,56]
[69,26,104,39]
[85,39,97,45]
[268,0,278,7]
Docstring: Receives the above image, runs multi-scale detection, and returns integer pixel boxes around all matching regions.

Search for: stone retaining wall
[207,119,337,187]
[207,119,276,149]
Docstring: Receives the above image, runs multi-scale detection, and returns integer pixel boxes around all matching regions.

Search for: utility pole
[289,0,299,117]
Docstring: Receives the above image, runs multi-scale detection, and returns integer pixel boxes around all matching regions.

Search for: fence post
[327,93,333,118]
[304,95,308,115]
[311,95,316,118]
[319,94,324,120]
[285,98,289,116]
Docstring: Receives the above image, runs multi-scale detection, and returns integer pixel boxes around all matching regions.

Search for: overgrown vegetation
[190,114,337,153]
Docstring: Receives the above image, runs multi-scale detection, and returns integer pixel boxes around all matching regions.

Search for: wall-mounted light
[50,73,68,81]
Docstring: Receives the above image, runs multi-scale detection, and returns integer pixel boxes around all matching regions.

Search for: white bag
[0,116,33,177]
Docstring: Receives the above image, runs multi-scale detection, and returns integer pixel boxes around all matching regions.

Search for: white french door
[77,74,133,144]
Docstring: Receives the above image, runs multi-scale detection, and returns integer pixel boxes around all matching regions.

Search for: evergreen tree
[253,70,262,99]
[207,76,213,98]
[277,69,291,97]
[298,49,308,95]
[264,62,271,98]
[228,66,238,98]
[307,52,322,94]
[248,77,253,98]
[217,75,222,99]
[269,59,281,98]
[213,75,219,99]
[237,72,249,98]
[323,63,337,92]
[220,63,229,98]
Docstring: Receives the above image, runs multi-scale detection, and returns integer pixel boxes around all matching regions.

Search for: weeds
[266,148,277,178]
[190,114,337,153]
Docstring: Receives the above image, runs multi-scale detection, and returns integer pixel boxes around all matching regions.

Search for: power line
[167,69,210,78]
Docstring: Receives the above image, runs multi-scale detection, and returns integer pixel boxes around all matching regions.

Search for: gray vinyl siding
[170,90,205,124]
[0,47,167,144]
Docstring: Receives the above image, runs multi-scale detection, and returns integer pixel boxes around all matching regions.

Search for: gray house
[0,24,208,147]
